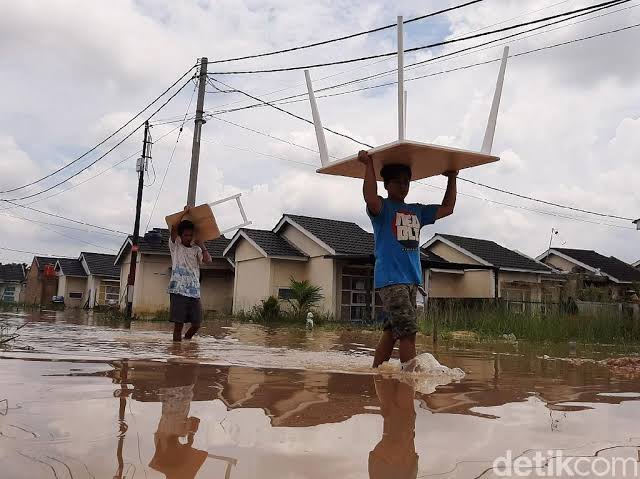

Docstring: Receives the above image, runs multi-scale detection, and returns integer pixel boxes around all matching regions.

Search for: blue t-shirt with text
[368,198,439,289]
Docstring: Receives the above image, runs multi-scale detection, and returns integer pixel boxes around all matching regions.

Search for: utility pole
[187,57,208,207]
[126,120,150,319]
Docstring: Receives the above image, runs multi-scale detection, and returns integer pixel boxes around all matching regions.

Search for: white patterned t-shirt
[168,236,203,298]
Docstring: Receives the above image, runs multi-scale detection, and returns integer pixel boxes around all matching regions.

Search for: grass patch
[417,301,640,344]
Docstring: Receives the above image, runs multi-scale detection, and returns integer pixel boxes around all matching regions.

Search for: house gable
[538,248,640,284]
[279,223,332,257]
[423,237,487,266]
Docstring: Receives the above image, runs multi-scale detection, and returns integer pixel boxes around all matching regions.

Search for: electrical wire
[456,177,634,221]
[206,0,485,64]
[7,210,117,252]
[207,0,628,74]
[211,101,636,224]
[208,77,373,148]
[1,211,123,237]
[144,79,199,231]
[149,0,592,125]
[1,201,129,235]
[206,1,637,114]
[1,76,195,202]
[0,246,71,257]
[0,64,197,194]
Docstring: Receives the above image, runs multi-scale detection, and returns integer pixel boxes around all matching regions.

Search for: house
[0,263,26,303]
[55,257,88,308]
[114,228,234,316]
[224,214,495,321]
[537,248,640,301]
[422,234,560,307]
[54,252,120,308]
[23,256,66,306]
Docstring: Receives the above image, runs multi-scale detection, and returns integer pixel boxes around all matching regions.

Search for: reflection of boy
[368,377,418,479]
[149,363,207,479]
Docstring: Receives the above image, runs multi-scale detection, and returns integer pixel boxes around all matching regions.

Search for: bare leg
[398,334,417,364]
[372,330,396,368]
[184,325,200,340]
[173,323,184,342]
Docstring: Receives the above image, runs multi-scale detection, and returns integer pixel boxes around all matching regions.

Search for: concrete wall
[427,269,494,298]
[23,259,44,305]
[544,253,579,272]
[269,259,307,298]
[499,271,542,301]
[233,257,271,313]
[281,224,336,314]
[429,241,483,265]
[58,276,88,308]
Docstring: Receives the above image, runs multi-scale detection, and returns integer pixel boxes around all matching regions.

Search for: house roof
[81,252,119,278]
[115,228,231,264]
[633,260,640,268]
[225,229,306,259]
[277,214,375,255]
[0,263,25,282]
[34,256,66,272]
[428,234,552,272]
[56,258,87,278]
[548,248,640,283]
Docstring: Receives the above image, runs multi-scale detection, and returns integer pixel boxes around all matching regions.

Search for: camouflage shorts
[378,284,418,340]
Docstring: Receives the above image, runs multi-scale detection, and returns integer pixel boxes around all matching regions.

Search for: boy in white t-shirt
[168,206,212,342]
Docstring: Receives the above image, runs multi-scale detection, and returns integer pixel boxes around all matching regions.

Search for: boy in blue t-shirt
[358,150,458,368]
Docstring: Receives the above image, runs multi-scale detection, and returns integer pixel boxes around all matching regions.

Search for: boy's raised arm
[358,150,382,216]
[170,206,191,242]
[195,240,212,264]
[436,171,458,219]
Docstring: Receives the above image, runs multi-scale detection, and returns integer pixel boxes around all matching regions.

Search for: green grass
[417,302,640,344]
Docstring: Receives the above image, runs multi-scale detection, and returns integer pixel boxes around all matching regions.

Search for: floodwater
[2,311,640,478]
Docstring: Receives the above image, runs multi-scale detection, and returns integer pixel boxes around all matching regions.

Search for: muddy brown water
[2,310,640,478]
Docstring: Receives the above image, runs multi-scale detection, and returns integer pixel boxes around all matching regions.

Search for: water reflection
[149,361,207,479]
[369,377,418,479]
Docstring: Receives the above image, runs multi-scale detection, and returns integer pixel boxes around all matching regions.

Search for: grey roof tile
[436,234,551,272]
[283,214,374,255]
[56,258,87,277]
[552,248,640,282]
[0,263,25,282]
[242,229,306,257]
[81,252,119,278]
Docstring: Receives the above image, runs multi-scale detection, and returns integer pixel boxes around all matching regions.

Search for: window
[340,267,380,322]
[2,286,16,302]
[503,288,526,313]
[278,288,294,300]
[99,281,120,305]
[69,292,83,299]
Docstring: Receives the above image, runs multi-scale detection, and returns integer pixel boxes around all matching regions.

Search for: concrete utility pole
[186,57,208,207]
[126,121,150,319]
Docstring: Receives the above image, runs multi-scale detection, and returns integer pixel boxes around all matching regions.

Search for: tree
[287,277,323,320]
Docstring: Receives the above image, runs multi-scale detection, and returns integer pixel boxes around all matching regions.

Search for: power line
[0,64,197,194]
[456,177,634,221]
[208,87,635,223]
[144,81,199,231]
[271,20,640,106]
[206,1,485,65]
[414,181,635,230]
[210,116,332,156]
[1,77,195,202]
[7,210,117,253]
[195,127,634,230]
[208,0,628,74]
[209,77,374,148]
[0,246,72,258]
[1,211,123,237]
[149,0,589,125]
[208,1,636,114]
[2,201,129,235]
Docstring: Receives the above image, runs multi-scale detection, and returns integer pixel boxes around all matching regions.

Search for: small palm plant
[287,277,323,320]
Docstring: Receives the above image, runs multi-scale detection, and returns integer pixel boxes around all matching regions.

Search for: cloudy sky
[1,0,639,266]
